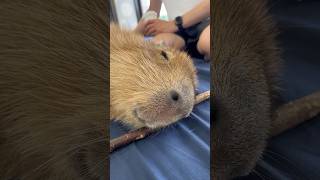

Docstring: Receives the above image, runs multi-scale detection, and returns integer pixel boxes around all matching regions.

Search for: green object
[159,16,168,21]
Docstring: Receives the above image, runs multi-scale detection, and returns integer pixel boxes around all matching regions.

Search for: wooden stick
[110,127,154,153]
[195,90,210,104]
[110,90,211,153]
[271,91,320,137]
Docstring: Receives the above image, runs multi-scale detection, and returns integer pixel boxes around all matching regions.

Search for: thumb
[145,19,157,25]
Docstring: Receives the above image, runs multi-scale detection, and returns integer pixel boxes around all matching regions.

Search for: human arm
[134,0,162,34]
[147,0,162,16]
[144,0,210,36]
[180,0,210,28]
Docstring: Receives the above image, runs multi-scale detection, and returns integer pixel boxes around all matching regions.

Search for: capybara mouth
[133,107,192,129]
[133,108,147,124]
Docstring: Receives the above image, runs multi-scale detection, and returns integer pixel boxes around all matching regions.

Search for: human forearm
[147,0,162,17]
[135,0,162,34]
[180,0,210,28]
[143,0,210,35]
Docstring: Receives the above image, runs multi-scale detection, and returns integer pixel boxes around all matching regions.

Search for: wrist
[170,20,179,32]
[174,16,185,32]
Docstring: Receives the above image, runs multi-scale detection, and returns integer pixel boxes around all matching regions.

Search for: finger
[135,20,146,34]
[152,30,160,36]
[141,20,149,27]
[144,23,152,34]
[145,21,156,28]
[146,27,156,36]
[144,23,151,33]
[145,20,159,29]
[145,24,156,36]
[146,28,157,36]
[144,25,151,35]
[145,19,157,25]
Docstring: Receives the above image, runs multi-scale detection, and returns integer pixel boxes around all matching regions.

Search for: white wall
[114,0,138,30]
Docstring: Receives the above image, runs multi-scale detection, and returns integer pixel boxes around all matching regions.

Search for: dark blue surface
[110,58,210,180]
[242,0,320,179]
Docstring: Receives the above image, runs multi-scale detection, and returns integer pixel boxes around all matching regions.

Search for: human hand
[144,19,178,36]
[134,20,148,34]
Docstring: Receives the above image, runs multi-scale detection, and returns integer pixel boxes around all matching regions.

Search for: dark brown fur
[212,0,281,179]
[213,0,320,179]
[0,1,107,179]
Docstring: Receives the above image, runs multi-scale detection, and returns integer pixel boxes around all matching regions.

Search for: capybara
[110,24,198,129]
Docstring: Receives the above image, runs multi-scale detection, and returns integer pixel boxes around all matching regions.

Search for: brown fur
[212,0,281,179]
[110,24,197,129]
[0,1,107,179]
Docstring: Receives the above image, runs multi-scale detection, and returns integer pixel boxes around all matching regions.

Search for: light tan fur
[110,24,198,129]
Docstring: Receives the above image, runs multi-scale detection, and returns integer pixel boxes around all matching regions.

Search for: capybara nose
[168,89,193,118]
[169,90,180,103]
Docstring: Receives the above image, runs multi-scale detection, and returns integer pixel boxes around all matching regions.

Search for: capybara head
[110,24,197,129]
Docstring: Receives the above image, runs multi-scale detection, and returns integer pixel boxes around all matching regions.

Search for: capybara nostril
[169,90,180,102]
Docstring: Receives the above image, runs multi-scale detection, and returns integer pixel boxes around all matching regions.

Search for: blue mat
[110,58,210,180]
[240,0,320,179]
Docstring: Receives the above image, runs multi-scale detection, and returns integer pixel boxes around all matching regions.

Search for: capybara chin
[212,0,281,179]
[110,24,197,129]
[0,1,107,179]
